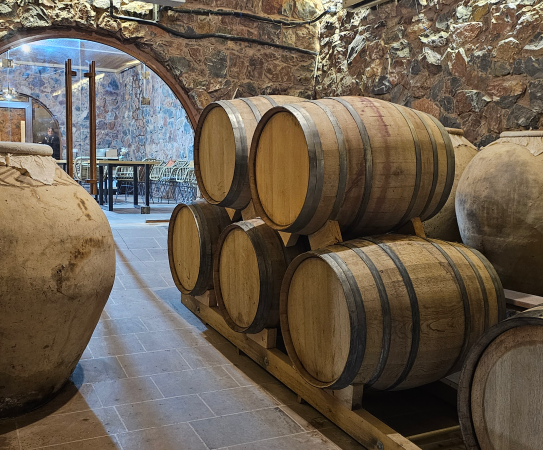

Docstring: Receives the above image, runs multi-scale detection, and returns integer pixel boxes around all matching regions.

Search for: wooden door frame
[0,28,200,128]
[0,98,32,143]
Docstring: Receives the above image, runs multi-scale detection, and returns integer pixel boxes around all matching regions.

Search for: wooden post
[84,61,97,195]
[64,59,76,177]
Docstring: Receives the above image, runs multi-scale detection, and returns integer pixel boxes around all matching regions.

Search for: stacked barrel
[169,94,506,394]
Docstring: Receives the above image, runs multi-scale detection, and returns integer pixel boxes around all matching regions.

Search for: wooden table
[97,160,160,213]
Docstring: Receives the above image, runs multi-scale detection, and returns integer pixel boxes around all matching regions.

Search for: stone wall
[317,0,543,146]
[0,0,322,116]
[0,60,193,160]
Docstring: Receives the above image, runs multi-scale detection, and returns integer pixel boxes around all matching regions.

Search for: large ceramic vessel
[456,131,543,296]
[423,128,478,242]
[0,142,115,417]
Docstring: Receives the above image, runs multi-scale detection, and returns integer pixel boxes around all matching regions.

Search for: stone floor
[0,203,366,450]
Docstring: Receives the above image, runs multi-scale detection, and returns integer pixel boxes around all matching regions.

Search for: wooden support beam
[84,61,97,195]
[308,220,342,250]
[505,289,543,310]
[396,217,426,238]
[64,59,76,177]
[325,383,365,411]
[181,294,421,450]
[225,208,242,222]
[278,231,299,247]
[247,328,277,349]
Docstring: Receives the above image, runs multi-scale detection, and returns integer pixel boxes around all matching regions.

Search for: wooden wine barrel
[168,200,231,296]
[457,131,543,296]
[214,219,304,334]
[280,234,505,390]
[423,128,478,242]
[194,95,304,210]
[458,306,543,450]
[249,96,455,237]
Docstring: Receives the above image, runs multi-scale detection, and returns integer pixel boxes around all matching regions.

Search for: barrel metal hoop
[284,103,325,233]
[410,110,439,220]
[454,244,490,330]
[390,104,423,230]
[216,100,249,207]
[328,97,373,237]
[363,237,420,390]
[261,95,278,107]
[238,221,275,334]
[307,100,348,221]
[320,250,367,390]
[424,115,455,221]
[425,239,472,374]
[189,202,213,296]
[240,97,261,122]
[458,244,506,322]
[341,242,391,388]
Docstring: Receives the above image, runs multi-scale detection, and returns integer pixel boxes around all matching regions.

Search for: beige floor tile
[258,383,299,406]
[117,349,190,377]
[80,346,94,360]
[88,334,146,358]
[92,318,148,338]
[151,366,240,397]
[117,273,169,290]
[222,361,281,387]
[17,408,126,449]
[280,403,333,431]
[108,288,161,304]
[200,386,280,416]
[140,313,194,332]
[136,329,210,351]
[115,395,214,431]
[318,425,367,450]
[116,422,207,450]
[71,357,127,384]
[34,435,122,449]
[93,377,164,407]
[227,431,342,450]
[178,343,236,369]
[190,407,303,449]
[105,302,173,320]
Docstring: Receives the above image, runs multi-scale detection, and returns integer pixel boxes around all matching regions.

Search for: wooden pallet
[181,293,461,450]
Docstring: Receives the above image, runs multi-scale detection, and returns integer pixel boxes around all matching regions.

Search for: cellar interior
[1,0,543,449]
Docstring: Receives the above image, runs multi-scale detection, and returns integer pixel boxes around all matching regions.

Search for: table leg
[133,164,139,207]
[108,164,114,212]
[98,165,104,206]
[145,164,151,211]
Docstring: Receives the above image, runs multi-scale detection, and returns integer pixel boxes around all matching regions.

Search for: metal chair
[114,165,134,202]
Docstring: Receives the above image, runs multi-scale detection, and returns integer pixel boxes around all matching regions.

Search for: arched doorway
[1,35,196,162]
[0,29,199,128]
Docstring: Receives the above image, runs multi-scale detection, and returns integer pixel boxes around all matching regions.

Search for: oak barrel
[249,96,455,236]
[194,95,303,210]
[214,219,304,334]
[423,128,478,242]
[458,306,543,450]
[456,131,543,296]
[168,199,231,296]
[280,234,505,390]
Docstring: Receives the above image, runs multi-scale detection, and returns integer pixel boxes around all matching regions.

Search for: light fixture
[21,44,31,53]
[2,87,17,99]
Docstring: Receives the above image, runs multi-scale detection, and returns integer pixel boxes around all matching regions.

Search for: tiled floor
[0,204,366,450]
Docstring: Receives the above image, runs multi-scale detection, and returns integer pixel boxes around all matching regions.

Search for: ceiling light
[21,44,31,53]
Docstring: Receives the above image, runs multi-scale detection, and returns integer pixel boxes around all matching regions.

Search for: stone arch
[0,28,200,128]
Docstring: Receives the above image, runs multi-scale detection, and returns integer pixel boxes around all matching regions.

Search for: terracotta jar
[456,131,543,296]
[423,128,478,242]
[0,142,115,418]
